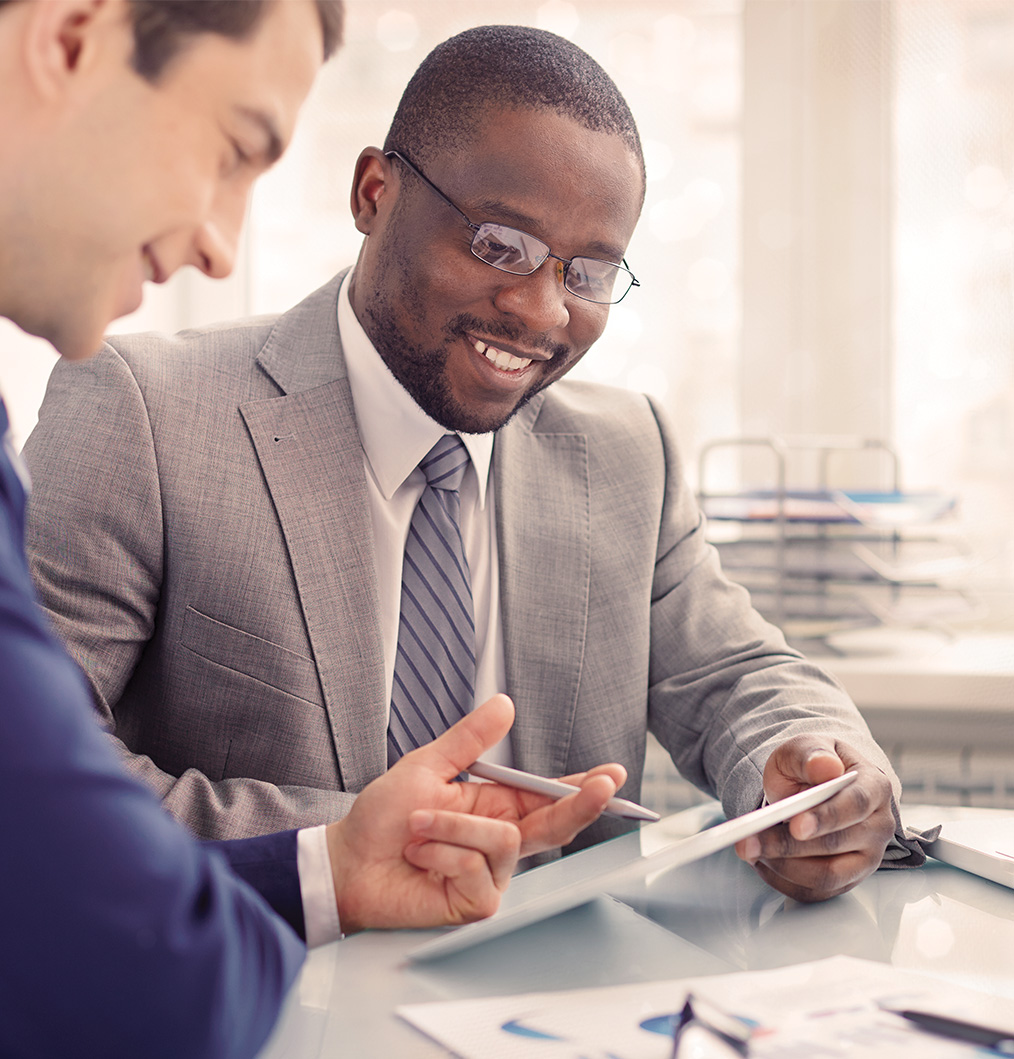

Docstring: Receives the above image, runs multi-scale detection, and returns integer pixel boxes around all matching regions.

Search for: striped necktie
[387,434,475,764]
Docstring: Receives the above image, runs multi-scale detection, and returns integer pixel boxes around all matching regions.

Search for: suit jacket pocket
[180,605,324,708]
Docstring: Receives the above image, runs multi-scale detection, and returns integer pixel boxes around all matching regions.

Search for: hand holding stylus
[466,760,659,822]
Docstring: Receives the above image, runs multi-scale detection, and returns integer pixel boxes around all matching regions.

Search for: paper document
[398,955,1014,1059]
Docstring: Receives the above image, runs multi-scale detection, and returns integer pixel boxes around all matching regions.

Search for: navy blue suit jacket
[1,400,306,1059]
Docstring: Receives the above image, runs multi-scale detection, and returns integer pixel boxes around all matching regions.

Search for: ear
[350,147,397,236]
[21,0,123,101]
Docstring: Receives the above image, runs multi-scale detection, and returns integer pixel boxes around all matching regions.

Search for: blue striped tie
[388,434,475,764]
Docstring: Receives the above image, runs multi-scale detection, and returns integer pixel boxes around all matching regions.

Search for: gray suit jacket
[24,273,898,850]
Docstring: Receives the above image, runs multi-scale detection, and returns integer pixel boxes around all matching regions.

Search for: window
[4,0,1011,623]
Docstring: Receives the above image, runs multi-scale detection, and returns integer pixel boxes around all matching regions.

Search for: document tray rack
[696,436,972,648]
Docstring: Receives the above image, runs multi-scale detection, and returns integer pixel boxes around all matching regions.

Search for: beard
[362,295,568,435]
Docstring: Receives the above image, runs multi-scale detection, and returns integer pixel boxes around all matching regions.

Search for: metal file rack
[696,436,977,650]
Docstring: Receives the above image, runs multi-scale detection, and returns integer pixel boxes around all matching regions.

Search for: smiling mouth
[469,336,534,373]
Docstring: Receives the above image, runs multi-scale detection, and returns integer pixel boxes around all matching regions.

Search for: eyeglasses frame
[671,992,753,1058]
[384,149,640,305]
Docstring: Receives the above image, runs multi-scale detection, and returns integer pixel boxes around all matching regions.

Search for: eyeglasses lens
[471,223,549,273]
[470,223,630,304]
[567,257,626,303]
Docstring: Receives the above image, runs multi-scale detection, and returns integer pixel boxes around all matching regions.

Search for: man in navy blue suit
[0,3,625,1056]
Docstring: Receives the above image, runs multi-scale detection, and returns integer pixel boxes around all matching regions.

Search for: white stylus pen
[466,760,661,822]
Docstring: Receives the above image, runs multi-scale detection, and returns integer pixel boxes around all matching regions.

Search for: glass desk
[256,803,1014,1057]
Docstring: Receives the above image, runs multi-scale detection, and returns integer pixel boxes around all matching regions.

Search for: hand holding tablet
[409,771,858,961]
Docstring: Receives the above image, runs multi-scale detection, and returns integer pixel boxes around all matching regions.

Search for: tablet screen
[408,771,858,962]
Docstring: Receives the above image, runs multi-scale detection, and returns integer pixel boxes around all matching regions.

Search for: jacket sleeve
[209,830,306,941]
[642,396,903,817]
[22,344,357,838]
[1,425,305,1059]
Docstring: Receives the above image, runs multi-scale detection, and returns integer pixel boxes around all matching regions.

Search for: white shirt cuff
[296,824,342,947]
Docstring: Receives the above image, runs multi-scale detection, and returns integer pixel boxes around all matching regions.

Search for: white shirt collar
[337,269,494,504]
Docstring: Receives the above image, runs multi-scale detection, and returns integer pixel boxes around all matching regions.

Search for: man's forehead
[432,105,640,190]
[430,107,643,236]
[153,0,323,145]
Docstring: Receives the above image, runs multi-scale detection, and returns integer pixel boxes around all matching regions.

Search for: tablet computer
[408,770,858,962]
[927,818,1014,890]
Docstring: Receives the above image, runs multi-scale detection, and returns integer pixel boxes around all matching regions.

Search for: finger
[408,809,521,891]
[765,735,845,798]
[736,809,893,898]
[763,737,849,842]
[751,847,878,902]
[402,841,503,922]
[402,694,515,782]
[516,772,618,857]
[787,768,894,843]
[560,763,628,790]
[740,819,872,862]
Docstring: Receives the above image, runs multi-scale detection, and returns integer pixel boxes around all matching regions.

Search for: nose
[191,217,238,280]
[491,257,571,332]
[190,186,247,280]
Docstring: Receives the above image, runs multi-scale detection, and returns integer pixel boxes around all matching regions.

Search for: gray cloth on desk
[883,824,941,868]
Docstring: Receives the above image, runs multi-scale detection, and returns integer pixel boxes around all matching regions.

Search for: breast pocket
[179,604,324,708]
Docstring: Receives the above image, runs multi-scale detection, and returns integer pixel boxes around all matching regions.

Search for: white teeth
[472,338,532,372]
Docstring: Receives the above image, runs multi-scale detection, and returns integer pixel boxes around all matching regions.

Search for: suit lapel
[240,275,388,792]
[495,397,590,778]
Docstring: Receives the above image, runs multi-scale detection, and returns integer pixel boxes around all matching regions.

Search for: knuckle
[763,822,794,858]
[850,782,875,818]
[461,849,487,877]
[815,828,844,855]
[476,891,501,920]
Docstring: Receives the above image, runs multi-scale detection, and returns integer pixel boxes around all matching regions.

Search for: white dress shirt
[336,269,512,764]
[296,270,515,947]
[296,825,339,946]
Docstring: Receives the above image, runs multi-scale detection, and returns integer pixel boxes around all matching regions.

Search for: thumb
[407,693,515,780]
[765,735,844,798]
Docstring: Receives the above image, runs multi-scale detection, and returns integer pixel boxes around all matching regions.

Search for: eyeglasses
[385,150,640,305]
[671,993,753,1058]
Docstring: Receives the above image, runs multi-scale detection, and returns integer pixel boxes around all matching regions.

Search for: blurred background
[3,0,1013,802]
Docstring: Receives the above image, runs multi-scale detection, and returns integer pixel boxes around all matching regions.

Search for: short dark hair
[384,25,644,198]
[0,1,344,77]
[128,0,344,80]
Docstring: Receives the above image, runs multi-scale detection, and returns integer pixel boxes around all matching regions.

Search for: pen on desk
[885,1008,1014,1054]
[466,760,661,822]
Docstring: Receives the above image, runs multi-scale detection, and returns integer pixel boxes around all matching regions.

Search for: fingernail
[742,836,761,864]
[796,812,817,840]
[410,809,434,832]
[805,749,836,766]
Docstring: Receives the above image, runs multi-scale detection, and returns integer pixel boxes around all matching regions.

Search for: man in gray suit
[25,25,925,904]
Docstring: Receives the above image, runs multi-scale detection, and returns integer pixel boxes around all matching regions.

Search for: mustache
[446,313,569,361]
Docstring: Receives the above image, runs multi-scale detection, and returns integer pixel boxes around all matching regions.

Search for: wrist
[324,819,361,936]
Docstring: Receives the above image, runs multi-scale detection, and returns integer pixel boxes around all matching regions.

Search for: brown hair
[129,0,344,78]
[0,1,345,77]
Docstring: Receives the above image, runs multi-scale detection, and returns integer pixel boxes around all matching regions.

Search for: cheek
[403,219,497,311]
[569,305,611,352]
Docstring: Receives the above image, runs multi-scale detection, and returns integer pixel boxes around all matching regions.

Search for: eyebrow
[234,106,285,166]
[471,196,626,263]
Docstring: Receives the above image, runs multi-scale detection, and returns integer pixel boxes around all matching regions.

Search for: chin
[53,325,107,361]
